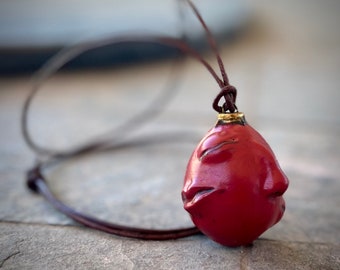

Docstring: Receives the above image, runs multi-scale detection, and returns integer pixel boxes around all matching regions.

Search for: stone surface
[1,0,340,269]
[1,222,339,270]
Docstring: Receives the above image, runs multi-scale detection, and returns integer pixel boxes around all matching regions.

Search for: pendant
[182,112,289,247]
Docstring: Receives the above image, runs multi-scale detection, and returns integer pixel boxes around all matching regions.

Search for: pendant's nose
[263,165,289,198]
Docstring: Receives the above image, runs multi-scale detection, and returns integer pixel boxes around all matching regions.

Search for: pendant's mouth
[182,186,215,210]
[276,199,286,223]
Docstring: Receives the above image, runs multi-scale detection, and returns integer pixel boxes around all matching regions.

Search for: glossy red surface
[182,120,289,247]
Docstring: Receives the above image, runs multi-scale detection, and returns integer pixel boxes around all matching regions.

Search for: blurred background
[0,0,250,73]
[1,0,339,122]
[0,0,339,268]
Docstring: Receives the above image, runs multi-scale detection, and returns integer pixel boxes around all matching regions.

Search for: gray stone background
[1,0,339,269]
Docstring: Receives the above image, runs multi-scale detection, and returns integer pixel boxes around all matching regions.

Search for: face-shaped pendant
[182,113,289,247]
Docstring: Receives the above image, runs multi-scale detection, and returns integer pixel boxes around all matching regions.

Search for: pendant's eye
[197,135,238,163]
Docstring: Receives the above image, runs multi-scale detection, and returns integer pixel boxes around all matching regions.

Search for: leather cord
[22,0,238,241]
[27,164,201,240]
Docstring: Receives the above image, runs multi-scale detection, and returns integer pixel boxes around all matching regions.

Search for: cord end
[26,166,43,193]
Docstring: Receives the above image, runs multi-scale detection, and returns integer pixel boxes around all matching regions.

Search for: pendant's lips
[277,200,286,222]
[182,186,216,210]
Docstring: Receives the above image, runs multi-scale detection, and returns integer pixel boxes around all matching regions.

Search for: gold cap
[217,112,246,125]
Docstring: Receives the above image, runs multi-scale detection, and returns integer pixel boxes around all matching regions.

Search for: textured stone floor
[1,0,339,269]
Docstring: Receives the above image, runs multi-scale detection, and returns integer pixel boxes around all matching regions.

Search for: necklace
[22,0,288,247]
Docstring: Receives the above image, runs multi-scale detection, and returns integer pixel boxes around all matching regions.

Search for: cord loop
[212,85,238,113]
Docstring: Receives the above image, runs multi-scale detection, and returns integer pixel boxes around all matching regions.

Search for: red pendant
[182,112,289,247]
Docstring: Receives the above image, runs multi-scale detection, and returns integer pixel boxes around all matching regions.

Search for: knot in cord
[212,85,238,113]
[27,166,44,193]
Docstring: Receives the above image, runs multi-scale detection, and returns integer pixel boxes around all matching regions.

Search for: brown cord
[27,169,200,240]
[212,85,238,113]
[23,0,238,240]
[21,35,223,158]
[28,172,200,240]
[186,0,229,86]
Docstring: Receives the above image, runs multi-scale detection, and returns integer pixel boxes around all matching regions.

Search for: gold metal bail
[217,112,246,125]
